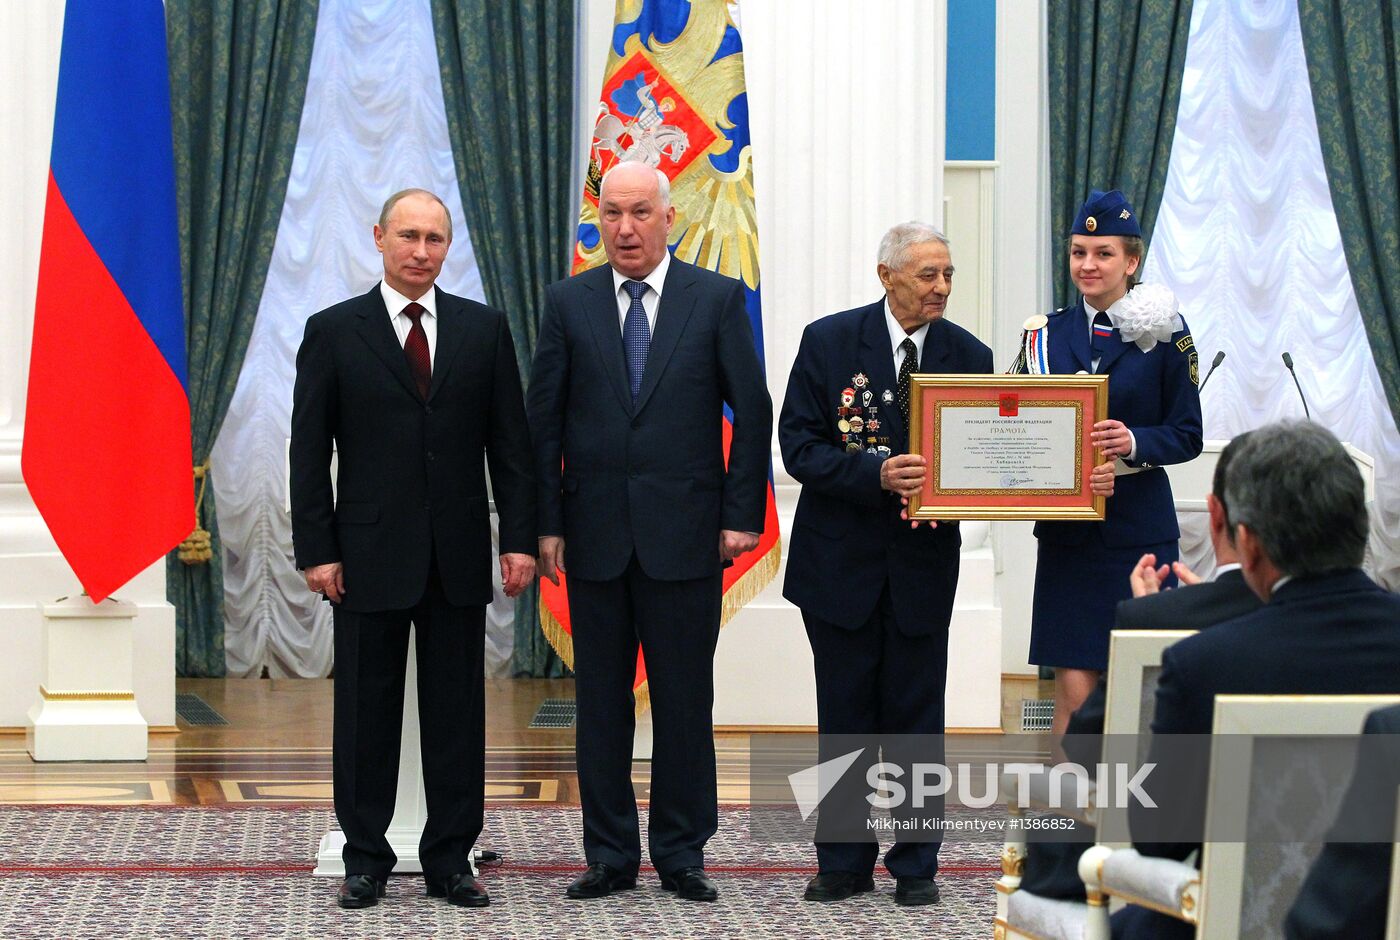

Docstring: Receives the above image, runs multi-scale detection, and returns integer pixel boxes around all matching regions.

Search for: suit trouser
[568,555,723,876]
[332,565,485,880]
[803,583,949,878]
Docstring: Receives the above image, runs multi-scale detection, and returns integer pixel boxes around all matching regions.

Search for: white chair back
[1201,694,1400,940]
[1095,630,1196,847]
[1103,630,1197,737]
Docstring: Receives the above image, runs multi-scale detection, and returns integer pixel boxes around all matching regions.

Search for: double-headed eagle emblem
[573,0,760,292]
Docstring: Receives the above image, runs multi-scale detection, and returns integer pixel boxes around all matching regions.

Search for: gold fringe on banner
[538,599,576,671]
[178,459,213,565]
[536,537,783,719]
[720,537,781,627]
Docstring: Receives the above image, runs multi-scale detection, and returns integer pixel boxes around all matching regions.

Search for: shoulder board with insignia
[1176,334,1195,353]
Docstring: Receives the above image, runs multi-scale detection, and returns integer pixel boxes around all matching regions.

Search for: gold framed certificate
[906,374,1109,521]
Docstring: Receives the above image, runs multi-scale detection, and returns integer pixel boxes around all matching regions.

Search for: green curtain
[1298,2,1400,432]
[164,1,319,676]
[1047,0,1195,308]
[431,0,574,677]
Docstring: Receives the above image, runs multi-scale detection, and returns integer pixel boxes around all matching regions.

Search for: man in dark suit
[1285,702,1400,939]
[1020,432,1262,898]
[290,189,536,910]
[1116,421,1400,938]
[778,222,993,906]
[526,161,772,902]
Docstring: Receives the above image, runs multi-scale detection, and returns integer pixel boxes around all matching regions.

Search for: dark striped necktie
[402,302,431,400]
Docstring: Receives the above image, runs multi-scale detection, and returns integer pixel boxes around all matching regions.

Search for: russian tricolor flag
[22,1,192,602]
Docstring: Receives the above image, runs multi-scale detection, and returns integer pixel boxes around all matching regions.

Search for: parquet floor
[0,677,1049,806]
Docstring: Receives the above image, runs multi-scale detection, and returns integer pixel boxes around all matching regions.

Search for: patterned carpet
[0,804,1002,938]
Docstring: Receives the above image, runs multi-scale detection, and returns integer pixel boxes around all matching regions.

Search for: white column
[991,0,1052,677]
[742,0,947,458]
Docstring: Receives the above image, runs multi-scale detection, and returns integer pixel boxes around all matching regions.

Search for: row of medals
[838,372,895,455]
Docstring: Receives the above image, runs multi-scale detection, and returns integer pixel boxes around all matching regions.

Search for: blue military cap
[1072,189,1141,237]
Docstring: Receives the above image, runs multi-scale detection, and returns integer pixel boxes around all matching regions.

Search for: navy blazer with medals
[527,258,772,583]
[1033,299,1202,548]
[290,285,537,613]
[780,300,994,635]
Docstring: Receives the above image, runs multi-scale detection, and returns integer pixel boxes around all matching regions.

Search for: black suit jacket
[1024,569,1265,900]
[779,301,993,633]
[289,284,536,612]
[526,259,771,581]
[1065,569,1263,744]
[1134,568,1400,860]
[1285,703,1400,939]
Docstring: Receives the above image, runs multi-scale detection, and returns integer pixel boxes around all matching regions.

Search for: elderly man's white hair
[878,222,950,271]
[600,161,672,209]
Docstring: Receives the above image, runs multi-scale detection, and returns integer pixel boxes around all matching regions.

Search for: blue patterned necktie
[622,279,651,404]
[1090,309,1114,369]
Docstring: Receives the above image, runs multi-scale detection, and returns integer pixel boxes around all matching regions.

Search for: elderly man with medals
[1012,189,1203,737]
[779,222,994,906]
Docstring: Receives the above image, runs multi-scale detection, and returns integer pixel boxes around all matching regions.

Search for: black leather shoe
[337,874,386,909]
[425,872,490,907]
[802,871,875,902]
[894,876,940,906]
[565,862,637,899]
[660,866,718,902]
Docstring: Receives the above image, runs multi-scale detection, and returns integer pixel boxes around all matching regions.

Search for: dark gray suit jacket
[526,259,771,582]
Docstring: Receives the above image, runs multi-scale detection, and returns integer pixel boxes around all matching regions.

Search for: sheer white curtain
[213,0,513,677]
[1146,0,1400,585]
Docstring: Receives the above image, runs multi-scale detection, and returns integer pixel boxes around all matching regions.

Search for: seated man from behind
[1019,432,1262,899]
[1117,421,1400,938]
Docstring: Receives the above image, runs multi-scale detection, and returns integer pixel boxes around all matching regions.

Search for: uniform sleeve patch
[1176,334,1195,353]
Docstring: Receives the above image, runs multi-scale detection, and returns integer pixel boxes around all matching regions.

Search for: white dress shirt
[884,299,930,373]
[611,250,671,335]
[381,280,438,366]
